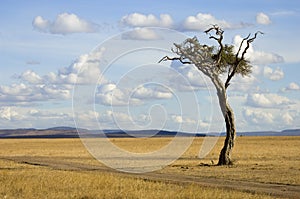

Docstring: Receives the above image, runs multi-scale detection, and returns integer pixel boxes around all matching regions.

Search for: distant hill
[0,127,299,138]
[237,129,300,136]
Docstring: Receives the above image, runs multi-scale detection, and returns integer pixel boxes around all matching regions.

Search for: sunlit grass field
[0,136,299,198]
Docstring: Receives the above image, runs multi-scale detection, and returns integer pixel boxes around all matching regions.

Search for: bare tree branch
[158,55,192,64]
[235,33,250,60]
[204,25,224,65]
[225,31,263,89]
[240,31,264,61]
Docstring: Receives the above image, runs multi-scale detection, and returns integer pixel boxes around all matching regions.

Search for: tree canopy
[159,25,263,89]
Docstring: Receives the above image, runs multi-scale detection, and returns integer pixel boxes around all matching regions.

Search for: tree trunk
[218,102,236,165]
[211,75,236,165]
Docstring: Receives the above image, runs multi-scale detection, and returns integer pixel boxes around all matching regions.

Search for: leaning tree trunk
[218,102,236,165]
[211,76,236,165]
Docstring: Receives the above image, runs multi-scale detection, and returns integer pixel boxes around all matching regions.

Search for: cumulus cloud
[233,35,284,64]
[0,79,70,103]
[0,83,71,102]
[288,82,300,90]
[29,109,72,121]
[132,85,173,100]
[19,70,43,84]
[96,83,141,106]
[3,107,74,128]
[0,47,107,104]
[282,112,293,125]
[100,110,132,123]
[121,13,173,28]
[171,114,210,130]
[121,27,162,40]
[33,13,97,34]
[263,66,284,81]
[120,12,251,32]
[282,82,300,92]
[75,109,135,130]
[171,115,197,124]
[0,106,75,128]
[228,74,257,92]
[243,108,274,124]
[96,83,173,106]
[256,12,271,25]
[0,107,19,121]
[182,13,233,31]
[246,93,291,108]
[46,47,106,85]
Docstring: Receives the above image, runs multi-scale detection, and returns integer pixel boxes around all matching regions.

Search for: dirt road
[1,156,299,198]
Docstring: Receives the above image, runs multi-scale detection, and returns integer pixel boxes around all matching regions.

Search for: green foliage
[173,37,253,77]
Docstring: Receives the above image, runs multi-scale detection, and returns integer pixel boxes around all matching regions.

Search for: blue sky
[0,0,300,132]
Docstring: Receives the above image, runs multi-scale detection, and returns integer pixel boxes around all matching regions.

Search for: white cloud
[96,110,154,130]
[0,83,30,96]
[120,12,250,32]
[96,84,129,106]
[33,16,49,31]
[172,115,183,123]
[171,114,211,131]
[3,107,74,128]
[96,83,173,106]
[284,82,300,91]
[246,93,291,108]
[0,106,74,128]
[243,108,274,124]
[101,110,132,123]
[29,109,72,120]
[42,85,71,100]
[233,35,284,64]
[256,12,271,25]
[0,107,19,121]
[132,85,173,100]
[228,74,257,92]
[46,47,106,85]
[0,83,71,103]
[171,115,198,124]
[96,83,141,106]
[19,70,43,84]
[263,66,284,81]
[182,13,234,31]
[282,112,293,125]
[0,47,106,104]
[96,110,175,130]
[121,27,162,40]
[288,82,300,90]
[33,13,97,34]
[121,13,173,28]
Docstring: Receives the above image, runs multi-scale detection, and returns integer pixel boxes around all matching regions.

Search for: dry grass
[164,136,300,185]
[0,160,271,199]
[0,136,299,198]
[109,136,300,185]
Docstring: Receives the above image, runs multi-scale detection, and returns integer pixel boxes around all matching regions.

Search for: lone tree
[159,25,262,165]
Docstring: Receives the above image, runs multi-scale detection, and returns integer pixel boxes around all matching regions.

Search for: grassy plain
[0,136,299,198]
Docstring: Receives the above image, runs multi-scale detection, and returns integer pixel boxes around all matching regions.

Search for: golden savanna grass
[0,136,299,198]
[0,161,271,199]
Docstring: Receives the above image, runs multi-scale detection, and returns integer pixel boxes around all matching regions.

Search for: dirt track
[1,156,300,198]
